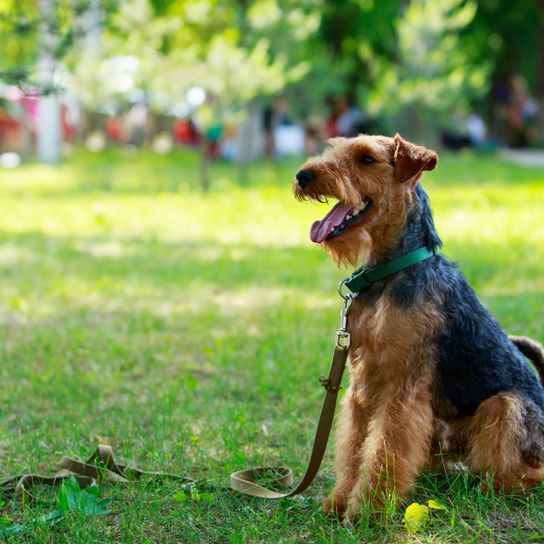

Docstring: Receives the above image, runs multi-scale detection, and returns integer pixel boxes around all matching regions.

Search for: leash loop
[337,278,351,301]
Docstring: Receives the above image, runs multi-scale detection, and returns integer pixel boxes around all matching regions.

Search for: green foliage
[369,0,490,137]
[65,0,308,121]
[2,0,543,129]
[0,0,116,92]
[56,477,113,516]
[0,477,112,537]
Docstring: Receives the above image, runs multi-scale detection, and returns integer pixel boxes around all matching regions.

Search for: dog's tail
[510,335,544,383]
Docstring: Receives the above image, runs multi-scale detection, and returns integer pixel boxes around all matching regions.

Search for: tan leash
[2,292,353,503]
[0,444,193,501]
[229,291,353,498]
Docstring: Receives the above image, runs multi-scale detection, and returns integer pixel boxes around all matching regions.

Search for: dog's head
[293,134,437,266]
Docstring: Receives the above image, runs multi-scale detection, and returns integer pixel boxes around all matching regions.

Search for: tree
[0,0,113,162]
[368,0,489,141]
[68,0,307,189]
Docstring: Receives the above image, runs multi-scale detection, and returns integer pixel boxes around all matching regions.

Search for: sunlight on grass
[1,148,543,542]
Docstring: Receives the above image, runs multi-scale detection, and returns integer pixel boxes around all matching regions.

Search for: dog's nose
[296,169,315,188]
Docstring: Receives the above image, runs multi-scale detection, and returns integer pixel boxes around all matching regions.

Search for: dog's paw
[322,494,347,517]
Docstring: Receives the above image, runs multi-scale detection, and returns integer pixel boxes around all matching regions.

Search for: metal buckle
[336,329,351,350]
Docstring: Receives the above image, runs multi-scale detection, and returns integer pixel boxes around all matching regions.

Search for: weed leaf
[56,476,112,515]
[403,502,429,533]
[0,476,112,537]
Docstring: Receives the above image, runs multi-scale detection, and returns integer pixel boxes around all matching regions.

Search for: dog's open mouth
[310,199,372,243]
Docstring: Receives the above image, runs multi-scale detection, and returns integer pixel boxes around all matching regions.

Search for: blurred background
[1,0,544,178]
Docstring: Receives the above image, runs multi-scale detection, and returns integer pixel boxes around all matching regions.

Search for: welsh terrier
[294,134,544,518]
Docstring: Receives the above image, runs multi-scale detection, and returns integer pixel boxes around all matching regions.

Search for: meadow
[1,147,543,543]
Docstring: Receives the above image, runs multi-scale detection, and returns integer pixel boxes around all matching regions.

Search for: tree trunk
[36,0,61,164]
[200,139,210,192]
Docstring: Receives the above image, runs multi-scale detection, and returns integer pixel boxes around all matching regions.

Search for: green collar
[342,246,437,295]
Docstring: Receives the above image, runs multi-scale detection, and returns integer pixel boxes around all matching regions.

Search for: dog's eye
[361,155,375,164]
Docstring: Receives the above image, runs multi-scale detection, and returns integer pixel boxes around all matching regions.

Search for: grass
[0,146,543,543]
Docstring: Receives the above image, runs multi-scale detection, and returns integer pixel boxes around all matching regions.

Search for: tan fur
[466,393,544,492]
[324,295,445,516]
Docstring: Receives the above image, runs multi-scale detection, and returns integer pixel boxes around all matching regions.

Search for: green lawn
[1,148,543,543]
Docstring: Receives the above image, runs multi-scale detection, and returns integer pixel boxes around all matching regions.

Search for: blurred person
[172,117,199,146]
[325,96,366,138]
[0,99,20,152]
[509,75,539,147]
[467,113,486,147]
[105,115,124,144]
[219,123,236,161]
[0,89,34,155]
[204,123,223,159]
[441,113,487,151]
[61,102,75,143]
[263,96,292,157]
[492,74,539,147]
[126,101,150,146]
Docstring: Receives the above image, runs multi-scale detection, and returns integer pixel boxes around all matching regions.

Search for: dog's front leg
[323,387,370,516]
[346,379,433,518]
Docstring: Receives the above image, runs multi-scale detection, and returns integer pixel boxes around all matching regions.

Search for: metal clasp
[336,281,353,350]
[336,329,351,350]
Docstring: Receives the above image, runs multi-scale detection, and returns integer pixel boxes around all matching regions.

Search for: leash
[0,444,193,501]
[229,292,352,498]
[3,297,353,503]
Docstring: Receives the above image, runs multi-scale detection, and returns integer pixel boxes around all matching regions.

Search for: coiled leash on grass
[229,289,352,498]
[1,308,349,504]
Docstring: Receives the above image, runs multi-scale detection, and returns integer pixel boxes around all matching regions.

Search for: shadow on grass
[1,230,542,346]
[1,230,542,291]
[8,148,304,197]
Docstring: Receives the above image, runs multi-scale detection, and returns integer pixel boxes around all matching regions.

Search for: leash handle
[229,345,349,498]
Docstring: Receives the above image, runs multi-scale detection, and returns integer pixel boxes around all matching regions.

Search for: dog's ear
[393,134,437,184]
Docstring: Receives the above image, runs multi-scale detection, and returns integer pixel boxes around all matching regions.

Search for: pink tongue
[310,203,353,243]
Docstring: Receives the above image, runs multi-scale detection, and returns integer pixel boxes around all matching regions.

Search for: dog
[293,133,544,518]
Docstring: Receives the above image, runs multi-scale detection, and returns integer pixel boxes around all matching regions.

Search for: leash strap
[0,444,192,500]
[230,344,349,498]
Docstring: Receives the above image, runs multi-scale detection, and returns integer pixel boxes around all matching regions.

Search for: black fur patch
[436,271,544,417]
[363,184,544,418]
